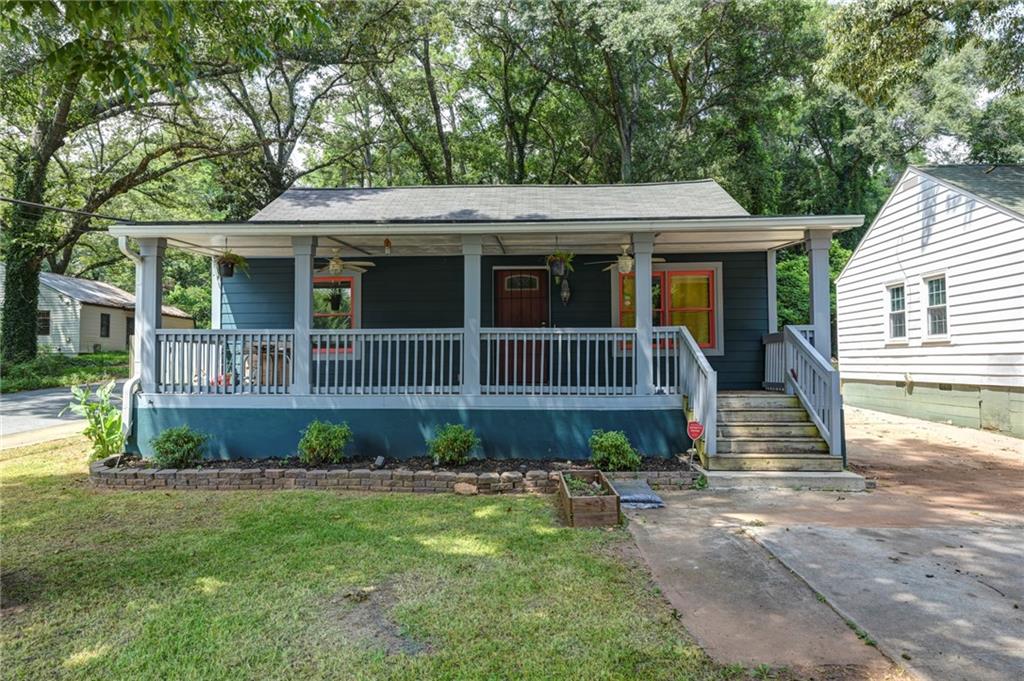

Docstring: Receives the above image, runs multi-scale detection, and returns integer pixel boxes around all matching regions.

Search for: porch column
[462,234,482,395]
[292,236,316,395]
[210,257,222,329]
[806,230,832,359]
[633,233,655,395]
[137,237,166,394]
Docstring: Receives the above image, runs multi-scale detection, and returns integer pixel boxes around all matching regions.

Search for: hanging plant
[546,251,575,282]
[216,251,250,278]
[329,288,343,311]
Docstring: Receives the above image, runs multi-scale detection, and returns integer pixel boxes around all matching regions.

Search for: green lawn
[0,352,129,393]
[0,437,744,680]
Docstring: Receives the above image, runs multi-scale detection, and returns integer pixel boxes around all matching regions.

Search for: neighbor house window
[100,313,110,338]
[37,310,50,336]
[618,266,721,351]
[925,275,948,337]
[313,276,355,329]
[887,285,906,340]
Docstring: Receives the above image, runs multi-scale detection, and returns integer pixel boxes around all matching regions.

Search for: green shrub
[588,429,641,471]
[150,426,209,468]
[298,420,353,465]
[426,423,480,466]
[60,380,125,461]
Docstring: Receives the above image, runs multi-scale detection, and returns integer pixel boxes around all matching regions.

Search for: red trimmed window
[313,275,355,329]
[619,270,716,349]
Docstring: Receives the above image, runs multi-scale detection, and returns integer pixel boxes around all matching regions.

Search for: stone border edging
[89,458,695,495]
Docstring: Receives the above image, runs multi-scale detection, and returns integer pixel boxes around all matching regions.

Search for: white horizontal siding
[837,170,1024,388]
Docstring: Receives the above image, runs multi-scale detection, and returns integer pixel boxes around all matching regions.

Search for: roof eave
[110,215,865,238]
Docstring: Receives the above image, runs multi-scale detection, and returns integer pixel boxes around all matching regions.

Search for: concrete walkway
[628,503,896,679]
[629,407,1023,681]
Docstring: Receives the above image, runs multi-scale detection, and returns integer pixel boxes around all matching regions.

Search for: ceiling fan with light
[587,245,665,273]
[317,248,376,274]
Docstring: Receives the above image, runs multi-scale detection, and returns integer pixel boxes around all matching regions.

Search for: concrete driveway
[0,382,123,448]
[629,407,1023,680]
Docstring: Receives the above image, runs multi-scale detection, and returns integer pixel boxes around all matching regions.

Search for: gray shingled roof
[39,271,191,318]
[250,181,749,223]
[916,165,1024,218]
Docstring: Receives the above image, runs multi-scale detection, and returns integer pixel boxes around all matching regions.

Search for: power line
[0,196,127,222]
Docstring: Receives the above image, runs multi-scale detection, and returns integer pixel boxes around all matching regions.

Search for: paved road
[630,407,1023,681]
[1,382,124,439]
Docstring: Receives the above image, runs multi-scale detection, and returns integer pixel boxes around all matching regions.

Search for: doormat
[610,479,664,509]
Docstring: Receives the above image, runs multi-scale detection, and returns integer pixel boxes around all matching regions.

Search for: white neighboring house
[0,263,194,355]
[836,164,1024,438]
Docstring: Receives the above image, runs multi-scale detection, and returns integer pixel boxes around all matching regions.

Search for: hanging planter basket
[329,292,343,311]
[215,252,250,279]
[546,251,575,283]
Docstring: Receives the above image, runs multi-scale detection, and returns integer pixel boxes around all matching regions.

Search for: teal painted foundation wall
[129,403,687,460]
[842,380,1024,438]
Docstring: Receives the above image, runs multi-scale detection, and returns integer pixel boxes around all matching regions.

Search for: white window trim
[610,261,725,356]
[883,281,908,345]
[921,271,950,343]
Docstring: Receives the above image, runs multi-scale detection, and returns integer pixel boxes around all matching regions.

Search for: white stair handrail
[782,325,842,456]
[674,326,717,456]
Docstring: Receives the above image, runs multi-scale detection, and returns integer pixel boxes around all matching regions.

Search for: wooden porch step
[718,394,800,410]
[717,407,810,424]
[718,437,829,454]
[707,454,843,472]
[718,423,821,438]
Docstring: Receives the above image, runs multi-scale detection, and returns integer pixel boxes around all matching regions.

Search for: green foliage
[60,380,124,460]
[298,420,353,466]
[588,430,641,472]
[164,285,212,328]
[149,426,209,469]
[563,473,608,497]
[0,351,129,394]
[426,423,480,466]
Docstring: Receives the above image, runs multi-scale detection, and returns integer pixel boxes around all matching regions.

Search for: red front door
[494,269,548,385]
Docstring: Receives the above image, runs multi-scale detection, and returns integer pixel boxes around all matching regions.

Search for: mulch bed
[112,455,691,474]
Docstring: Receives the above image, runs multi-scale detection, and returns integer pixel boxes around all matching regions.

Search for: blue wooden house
[112,181,860,470]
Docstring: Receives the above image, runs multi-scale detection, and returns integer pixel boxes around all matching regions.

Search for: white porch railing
[310,329,463,395]
[763,325,813,390]
[156,329,294,394]
[480,328,637,395]
[783,325,842,456]
[663,326,717,455]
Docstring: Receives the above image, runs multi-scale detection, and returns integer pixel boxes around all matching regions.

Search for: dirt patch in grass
[324,581,432,657]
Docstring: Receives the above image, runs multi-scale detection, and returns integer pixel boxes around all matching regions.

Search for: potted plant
[557,470,621,527]
[546,250,575,283]
[216,251,249,278]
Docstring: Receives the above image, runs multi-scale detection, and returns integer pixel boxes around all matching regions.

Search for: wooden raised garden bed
[557,470,621,527]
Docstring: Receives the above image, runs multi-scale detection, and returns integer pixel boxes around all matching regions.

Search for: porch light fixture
[384,238,392,255]
[560,278,571,305]
[617,247,635,274]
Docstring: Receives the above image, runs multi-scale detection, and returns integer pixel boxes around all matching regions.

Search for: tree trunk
[420,36,454,184]
[2,154,48,363]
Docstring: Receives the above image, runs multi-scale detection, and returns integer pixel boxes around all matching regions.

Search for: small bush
[426,423,480,466]
[588,429,641,471]
[150,426,209,468]
[60,380,125,460]
[298,420,353,465]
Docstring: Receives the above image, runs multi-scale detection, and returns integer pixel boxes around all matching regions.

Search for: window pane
[669,310,712,345]
[36,311,50,336]
[928,277,946,306]
[889,286,904,312]
[100,313,110,338]
[890,312,906,338]
[620,275,662,325]
[620,311,636,328]
[668,274,710,308]
[313,278,353,329]
[928,307,947,335]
